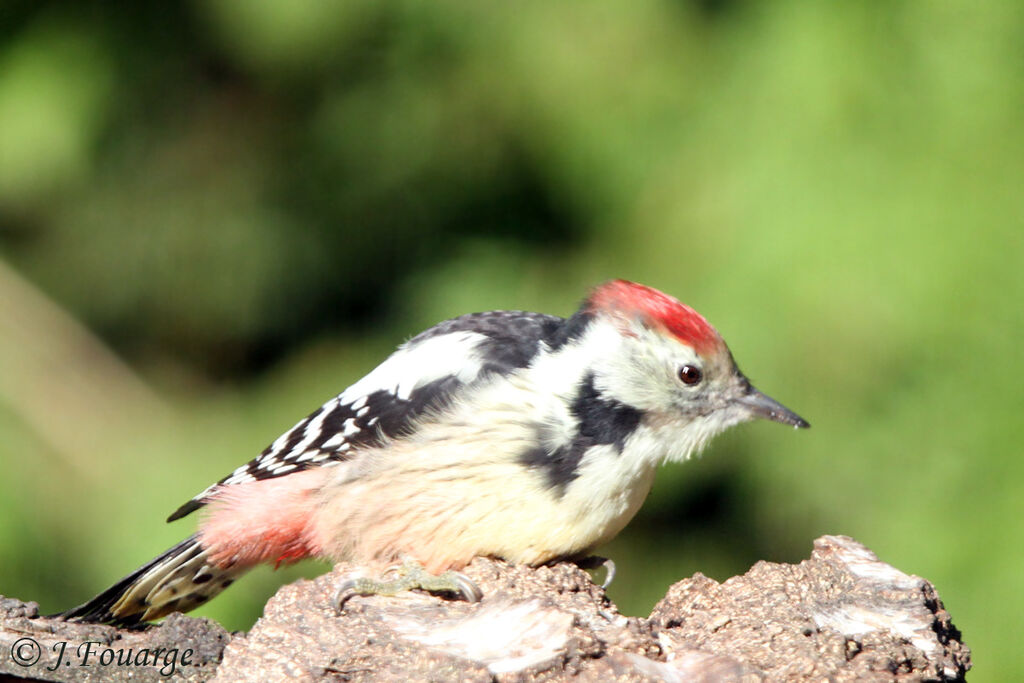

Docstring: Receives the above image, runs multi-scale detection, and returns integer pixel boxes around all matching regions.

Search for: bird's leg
[575,555,616,588]
[334,561,482,612]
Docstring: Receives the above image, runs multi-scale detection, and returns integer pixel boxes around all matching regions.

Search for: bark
[0,536,969,682]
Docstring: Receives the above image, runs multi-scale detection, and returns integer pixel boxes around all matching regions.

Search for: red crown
[588,280,722,355]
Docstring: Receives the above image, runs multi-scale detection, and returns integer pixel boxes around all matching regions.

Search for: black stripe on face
[520,372,642,495]
[570,372,642,451]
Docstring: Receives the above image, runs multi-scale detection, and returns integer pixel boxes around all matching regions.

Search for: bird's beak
[734,385,810,429]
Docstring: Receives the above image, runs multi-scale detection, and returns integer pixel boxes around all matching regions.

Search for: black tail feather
[57,535,207,627]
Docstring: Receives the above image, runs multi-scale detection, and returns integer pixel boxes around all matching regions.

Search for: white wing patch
[339,331,489,403]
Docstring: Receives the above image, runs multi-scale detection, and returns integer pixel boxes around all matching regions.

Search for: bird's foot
[575,555,616,588]
[334,561,482,612]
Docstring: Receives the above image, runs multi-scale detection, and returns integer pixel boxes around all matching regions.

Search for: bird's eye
[678,365,703,385]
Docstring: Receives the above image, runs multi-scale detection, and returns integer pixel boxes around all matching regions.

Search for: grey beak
[735,386,810,429]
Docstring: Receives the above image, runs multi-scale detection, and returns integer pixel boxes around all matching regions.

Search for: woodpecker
[61,280,808,626]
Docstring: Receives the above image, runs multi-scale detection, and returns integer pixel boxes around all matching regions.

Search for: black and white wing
[167,311,565,522]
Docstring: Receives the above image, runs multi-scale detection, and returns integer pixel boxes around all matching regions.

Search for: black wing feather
[167,311,568,522]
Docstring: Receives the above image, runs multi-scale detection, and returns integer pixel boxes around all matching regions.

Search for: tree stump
[0,536,970,681]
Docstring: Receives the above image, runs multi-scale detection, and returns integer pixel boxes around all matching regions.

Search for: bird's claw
[449,570,483,603]
[333,578,362,613]
[599,558,616,588]
[576,556,616,588]
[334,562,482,614]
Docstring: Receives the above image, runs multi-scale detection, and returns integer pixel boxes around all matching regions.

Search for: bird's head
[582,280,808,457]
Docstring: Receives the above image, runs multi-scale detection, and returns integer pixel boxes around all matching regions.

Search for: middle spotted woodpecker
[61,279,808,625]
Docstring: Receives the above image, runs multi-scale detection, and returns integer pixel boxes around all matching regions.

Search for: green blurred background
[0,1,1019,678]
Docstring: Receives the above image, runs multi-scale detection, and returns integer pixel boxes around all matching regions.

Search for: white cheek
[598,333,699,412]
[624,398,751,466]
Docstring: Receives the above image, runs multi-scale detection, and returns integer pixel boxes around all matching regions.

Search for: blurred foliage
[0,1,1021,679]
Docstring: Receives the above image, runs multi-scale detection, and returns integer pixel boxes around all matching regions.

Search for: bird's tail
[59,534,249,626]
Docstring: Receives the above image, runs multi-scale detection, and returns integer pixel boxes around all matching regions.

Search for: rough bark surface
[0,535,969,682]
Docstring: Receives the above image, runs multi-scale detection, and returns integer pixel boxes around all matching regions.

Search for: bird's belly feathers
[310,396,660,571]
